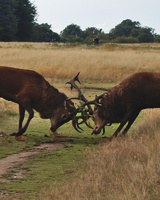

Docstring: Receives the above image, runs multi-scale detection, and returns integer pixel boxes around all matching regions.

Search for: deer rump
[0,66,85,136]
[88,72,160,138]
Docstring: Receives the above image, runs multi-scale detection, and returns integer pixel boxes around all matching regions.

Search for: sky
[31,0,160,34]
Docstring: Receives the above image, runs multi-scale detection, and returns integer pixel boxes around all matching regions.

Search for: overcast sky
[31,0,160,34]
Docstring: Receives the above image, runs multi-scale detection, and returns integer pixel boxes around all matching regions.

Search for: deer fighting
[0,66,86,136]
[1,67,159,139]
[84,72,160,138]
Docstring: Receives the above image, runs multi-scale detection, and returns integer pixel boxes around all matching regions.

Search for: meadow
[0,42,160,199]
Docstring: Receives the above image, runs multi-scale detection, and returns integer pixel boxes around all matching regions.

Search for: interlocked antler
[66,72,93,114]
[66,73,109,133]
[80,92,107,110]
[66,72,93,131]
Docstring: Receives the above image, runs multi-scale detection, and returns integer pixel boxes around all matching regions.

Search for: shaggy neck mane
[38,81,67,119]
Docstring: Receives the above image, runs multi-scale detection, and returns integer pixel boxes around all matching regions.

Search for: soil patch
[0,143,65,177]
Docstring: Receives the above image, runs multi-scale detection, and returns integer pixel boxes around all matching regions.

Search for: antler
[66,72,93,114]
[66,72,88,103]
[66,72,94,132]
[79,92,107,108]
[72,114,93,132]
[66,73,107,133]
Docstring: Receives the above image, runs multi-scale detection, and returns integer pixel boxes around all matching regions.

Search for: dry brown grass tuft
[1,42,160,82]
[46,109,160,200]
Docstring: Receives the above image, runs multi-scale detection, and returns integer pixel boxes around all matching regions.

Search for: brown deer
[0,66,85,136]
[84,72,160,138]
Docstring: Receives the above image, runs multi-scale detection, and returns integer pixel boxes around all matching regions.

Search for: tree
[81,27,102,40]
[0,0,17,41]
[15,0,37,41]
[81,27,106,44]
[82,27,103,38]
[109,19,140,39]
[134,27,154,43]
[109,19,154,43]
[0,0,37,41]
[154,34,160,42]
[60,24,82,42]
[31,23,60,42]
[138,33,154,43]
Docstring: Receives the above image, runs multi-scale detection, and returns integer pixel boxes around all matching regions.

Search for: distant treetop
[0,1,159,43]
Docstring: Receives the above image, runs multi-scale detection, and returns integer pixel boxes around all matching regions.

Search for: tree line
[0,0,160,43]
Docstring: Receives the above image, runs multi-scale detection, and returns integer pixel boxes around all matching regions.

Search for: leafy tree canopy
[0,0,37,41]
[60,24,83,42]
[81,27,103,39]
[15,0,37,41]
[0,0,17,41]
[109,19,140,38]
[109,19,154,43]
[0,4,159,45]
[31,23,60,42]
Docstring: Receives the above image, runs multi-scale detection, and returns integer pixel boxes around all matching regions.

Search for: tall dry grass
[46,109,160,200]
[0,42,160,81]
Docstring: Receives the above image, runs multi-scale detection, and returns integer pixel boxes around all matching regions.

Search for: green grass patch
[0,106,118,199]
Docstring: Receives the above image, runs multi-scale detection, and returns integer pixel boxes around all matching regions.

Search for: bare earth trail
[0,143,65,177]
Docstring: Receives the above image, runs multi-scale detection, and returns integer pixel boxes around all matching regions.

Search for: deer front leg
[110,109,140,139]
[110,109,134,139]
[121,111,140,136]
[11,99,34,136]
[18,104,25,131]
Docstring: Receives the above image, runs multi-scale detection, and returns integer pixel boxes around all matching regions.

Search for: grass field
[1,42,160,82]
[0,42,160,199]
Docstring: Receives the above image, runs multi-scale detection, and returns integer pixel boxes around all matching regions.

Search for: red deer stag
[0,66,84,136]
[85,72,160,138]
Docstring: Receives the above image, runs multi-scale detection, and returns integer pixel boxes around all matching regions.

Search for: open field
[0,42,160,82]
[0,42,160,199]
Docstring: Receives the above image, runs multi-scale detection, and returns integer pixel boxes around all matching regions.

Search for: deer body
[92,72,160,137]
[0,66,76,136]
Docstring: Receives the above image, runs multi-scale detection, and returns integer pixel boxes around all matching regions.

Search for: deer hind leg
[11,99,34,136]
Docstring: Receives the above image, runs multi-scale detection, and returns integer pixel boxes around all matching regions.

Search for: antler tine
[66,72,81,90]
[96,92,108,100]
[80,91,108,108]
[66,72,88,103]
[73,71,81,84]
[72,115,83,133]
[75,115,93,130]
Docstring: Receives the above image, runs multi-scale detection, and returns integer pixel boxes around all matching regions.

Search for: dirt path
[0,143,65,177]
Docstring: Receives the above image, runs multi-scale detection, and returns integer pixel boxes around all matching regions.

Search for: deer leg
[11,99,34,136]
[18,104,25,131]
[110,110,140,139]
[111,109,135,138]
[121,111,140,136]
[111,121,128,138]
